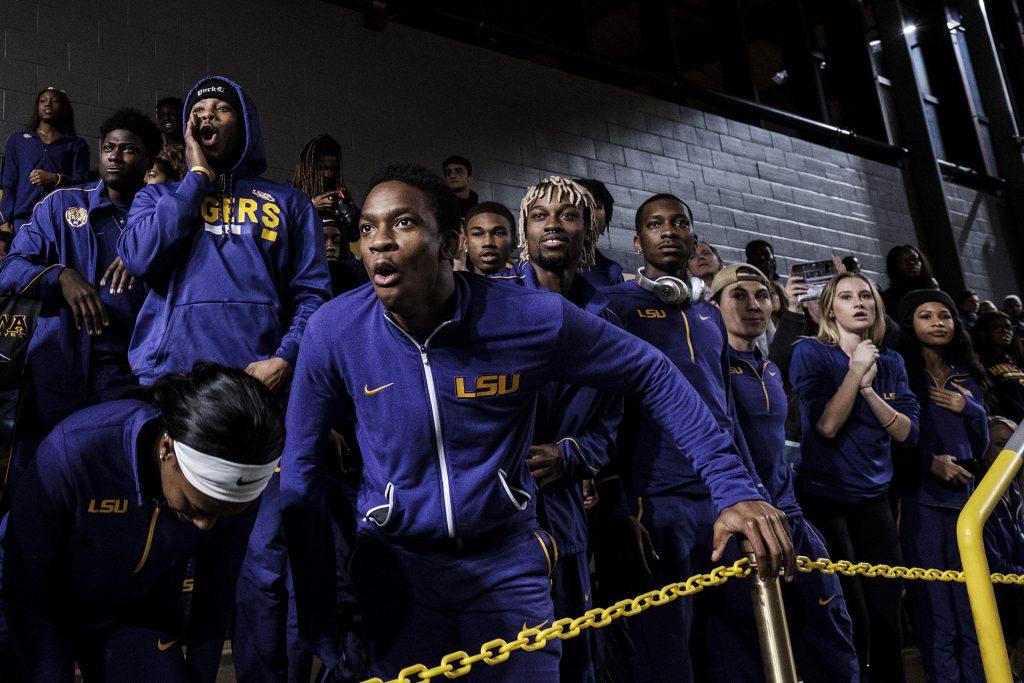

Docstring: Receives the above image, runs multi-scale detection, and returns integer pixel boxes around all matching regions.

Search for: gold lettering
[237,198,258,224]
[637,308,666,319]
[475,375,499,397]
[455,377,475,398]
[456,373,521,398]
[261,203,281,228]
[500,373,520,394]
[200,196,220,223]
[87,498,128,513]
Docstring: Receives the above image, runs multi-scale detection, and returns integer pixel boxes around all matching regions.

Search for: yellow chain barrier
[362,556,1024,683]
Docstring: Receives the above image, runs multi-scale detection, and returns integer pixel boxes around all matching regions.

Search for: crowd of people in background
[0,78,1023,683]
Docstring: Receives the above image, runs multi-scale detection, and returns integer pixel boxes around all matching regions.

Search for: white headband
[172,440,279,504]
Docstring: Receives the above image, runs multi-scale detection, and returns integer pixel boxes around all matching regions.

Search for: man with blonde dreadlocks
[496,176,624,682]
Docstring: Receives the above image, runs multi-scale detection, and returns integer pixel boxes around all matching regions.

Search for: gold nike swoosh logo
[699,314,711,321]
[818,594,836,606]
[363,382,394,396]
[157,639,178,651]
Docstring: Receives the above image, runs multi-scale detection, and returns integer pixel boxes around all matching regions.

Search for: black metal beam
[958,0,1024,293]
[872,0,965,294]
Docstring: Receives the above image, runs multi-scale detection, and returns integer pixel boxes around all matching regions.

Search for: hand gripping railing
[957,423,1024,683]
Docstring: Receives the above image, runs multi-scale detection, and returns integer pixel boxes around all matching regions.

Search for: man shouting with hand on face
[118,76,330,392]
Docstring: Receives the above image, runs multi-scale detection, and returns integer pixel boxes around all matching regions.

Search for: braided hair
[518,176,599,268]
[293,134,342,199]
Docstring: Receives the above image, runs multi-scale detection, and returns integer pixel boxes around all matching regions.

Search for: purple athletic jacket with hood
[118,76,330,382]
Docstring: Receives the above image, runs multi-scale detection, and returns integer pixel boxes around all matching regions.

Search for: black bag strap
[16,264,64,297]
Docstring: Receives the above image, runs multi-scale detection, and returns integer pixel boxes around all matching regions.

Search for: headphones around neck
[635,268,705,306]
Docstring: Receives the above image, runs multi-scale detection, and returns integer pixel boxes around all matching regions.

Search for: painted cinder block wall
[0,0,1015,298]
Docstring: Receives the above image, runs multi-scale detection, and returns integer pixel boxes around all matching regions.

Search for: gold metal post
[741,541,798,683]
[957,424,1024,683]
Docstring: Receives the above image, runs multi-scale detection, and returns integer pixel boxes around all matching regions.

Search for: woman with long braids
[894,290,989,682]
[790,271,920,682]
[0,87,90,233]
[1,362,284,681]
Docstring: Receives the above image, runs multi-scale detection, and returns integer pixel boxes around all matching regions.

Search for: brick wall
[0,0,1014,298]
[944,181,1017,301]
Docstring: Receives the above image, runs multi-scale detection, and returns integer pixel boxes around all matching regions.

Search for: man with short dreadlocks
[494,176,624,682]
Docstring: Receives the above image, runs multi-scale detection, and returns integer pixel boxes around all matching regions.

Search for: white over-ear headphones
[635,267,705,306]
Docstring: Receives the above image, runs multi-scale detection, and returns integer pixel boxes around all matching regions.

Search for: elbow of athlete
[815,419,839,440]
[116,244,157,278]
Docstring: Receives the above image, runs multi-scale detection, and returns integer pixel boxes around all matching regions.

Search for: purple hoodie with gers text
[118,76,330,383]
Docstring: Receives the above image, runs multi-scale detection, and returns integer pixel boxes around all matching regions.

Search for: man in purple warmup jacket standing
[279,163,795,681]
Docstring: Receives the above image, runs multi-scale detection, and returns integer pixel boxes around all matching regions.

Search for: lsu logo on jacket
[87,498,128,513]
[455,373,521,398]
[637,308,666,319]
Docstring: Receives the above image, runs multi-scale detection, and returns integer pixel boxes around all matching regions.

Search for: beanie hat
[186,78,243,115]
[896,289,958,328]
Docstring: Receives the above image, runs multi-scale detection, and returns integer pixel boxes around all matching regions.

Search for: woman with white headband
[0,362,284,682]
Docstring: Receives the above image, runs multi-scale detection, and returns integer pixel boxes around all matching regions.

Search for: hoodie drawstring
[215,174,234,248]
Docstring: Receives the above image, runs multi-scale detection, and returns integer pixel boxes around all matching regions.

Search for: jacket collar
[728,344,768,369]
[85,179,117,215]
[123,403,163,505]
[380,271,471,348]
[519,261,609,316]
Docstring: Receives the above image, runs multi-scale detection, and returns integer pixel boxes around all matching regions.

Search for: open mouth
[199,125,218,147]
[478,249,499,261]
[540,236,567,248]
[371,260,400,287]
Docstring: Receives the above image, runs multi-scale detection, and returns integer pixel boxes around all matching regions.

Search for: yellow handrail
[957,424,1024,683]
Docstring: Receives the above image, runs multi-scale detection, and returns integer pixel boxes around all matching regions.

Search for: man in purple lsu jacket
[118,76,330,390]
[492,176,625,683]
[712,263,859,681]
[279,163,794,680]
[601,193,775,682]
[0,109,161,494]
[1,363,284,681]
